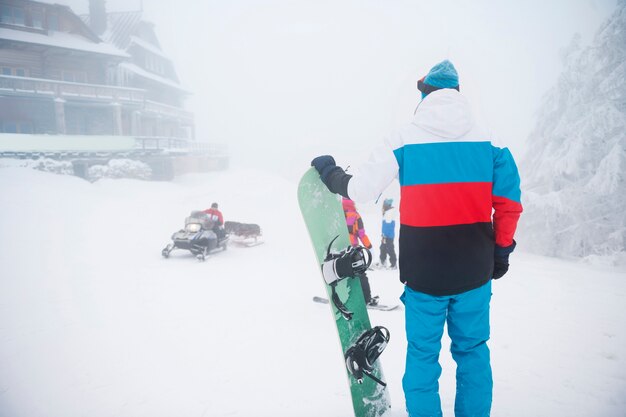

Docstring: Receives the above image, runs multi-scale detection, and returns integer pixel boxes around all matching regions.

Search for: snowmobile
[162,211,229,261]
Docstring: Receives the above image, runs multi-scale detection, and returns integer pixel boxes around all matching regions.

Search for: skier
[377,198,397,270]
[341,197,378,306]
[311,60,522,417]
[203,202,226,239]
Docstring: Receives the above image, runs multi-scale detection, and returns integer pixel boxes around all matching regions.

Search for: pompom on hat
[417,60,460,99]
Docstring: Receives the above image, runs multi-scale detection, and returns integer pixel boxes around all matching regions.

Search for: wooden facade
[0,0,194,144]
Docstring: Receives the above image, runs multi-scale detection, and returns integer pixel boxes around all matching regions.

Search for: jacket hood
[413,89,474,138]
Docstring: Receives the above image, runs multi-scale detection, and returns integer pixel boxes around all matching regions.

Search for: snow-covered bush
[33,159,74,175]
[0,158,73,175]
[87,159,152,181]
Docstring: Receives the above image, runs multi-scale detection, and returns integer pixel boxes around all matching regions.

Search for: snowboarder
[311,60,522,417]
[341,197,378,306]
[377,198,397,270]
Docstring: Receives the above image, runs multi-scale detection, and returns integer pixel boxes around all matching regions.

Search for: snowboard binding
[321,236,372,320]
[322,236,372,284]
[345,326,390,387]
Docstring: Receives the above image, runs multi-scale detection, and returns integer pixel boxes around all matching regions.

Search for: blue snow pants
[401,281,492,417]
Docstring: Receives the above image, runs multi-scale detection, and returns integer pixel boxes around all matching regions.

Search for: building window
[1,122,34,134]
[2,122,18,133]
[62,70,87,83]
[48,13,58,31]
[145,55,165,75]
[1,5,26,25]
[19,123,33,133]
[0,67,28,77]
[0,6,9,23]
[31,10,43,28]
[13,6,24,25]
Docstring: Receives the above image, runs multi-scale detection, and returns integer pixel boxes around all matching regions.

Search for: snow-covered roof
[129,36,171,61]
[0,27,129,58]
[81,10,143,50]
[119,62,189,93]
[31,0,84,9]
[0,133,136,152]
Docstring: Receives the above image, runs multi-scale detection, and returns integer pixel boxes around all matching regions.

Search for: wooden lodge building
[0,0,224,178]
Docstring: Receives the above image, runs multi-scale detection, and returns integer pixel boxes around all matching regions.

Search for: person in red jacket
[203,202,225,239]
[203,202,224,226]
[342,198,378,306]
[312,60,522,417]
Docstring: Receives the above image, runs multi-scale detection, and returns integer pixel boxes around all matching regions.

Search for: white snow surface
[0,167,625,417]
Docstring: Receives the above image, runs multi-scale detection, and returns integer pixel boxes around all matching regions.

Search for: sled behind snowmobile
[224,220,264,247]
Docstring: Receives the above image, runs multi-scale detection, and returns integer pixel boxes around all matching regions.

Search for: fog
[61,0,617,177]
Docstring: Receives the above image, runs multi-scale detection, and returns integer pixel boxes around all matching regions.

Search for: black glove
[492,258,509,279]
[492,240,516,280]
[311,155,352,198]
[311,155,337,182]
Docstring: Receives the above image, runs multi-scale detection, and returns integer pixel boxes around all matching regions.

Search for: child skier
[378,198,397,269]
[342,198,378,306]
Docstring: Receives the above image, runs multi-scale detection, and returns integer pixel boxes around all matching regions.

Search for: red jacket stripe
[400,182,493,227]
[492,195,523,246]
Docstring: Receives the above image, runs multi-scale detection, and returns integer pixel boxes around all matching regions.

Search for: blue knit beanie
[419,60,459,98]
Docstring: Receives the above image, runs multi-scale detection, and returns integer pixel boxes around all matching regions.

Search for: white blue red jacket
[347,89,522,295]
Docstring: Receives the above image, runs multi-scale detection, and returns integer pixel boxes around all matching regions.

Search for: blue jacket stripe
[492,147,521,203]
[393,142,493,186]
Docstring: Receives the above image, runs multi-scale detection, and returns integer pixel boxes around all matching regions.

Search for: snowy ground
[0,167,624,417]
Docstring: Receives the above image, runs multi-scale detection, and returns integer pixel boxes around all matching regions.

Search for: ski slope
[0,167,624,417]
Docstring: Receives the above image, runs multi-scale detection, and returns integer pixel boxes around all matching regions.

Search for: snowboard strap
[321,236,372,285]
[321,236,372,321]
[344,326,390,387]
[330,283,353,321]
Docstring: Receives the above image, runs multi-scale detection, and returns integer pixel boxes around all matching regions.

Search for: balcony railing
[0,75,195,123]
[143,100,194,122]
[0,133,227,159]
[0,74,145,102]
[135,136,189,153]
[135,137,226,156]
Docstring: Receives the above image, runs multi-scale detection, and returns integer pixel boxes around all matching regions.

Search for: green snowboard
[297,167,391,417]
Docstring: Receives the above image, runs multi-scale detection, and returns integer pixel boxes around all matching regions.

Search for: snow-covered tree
[519,2,626,264]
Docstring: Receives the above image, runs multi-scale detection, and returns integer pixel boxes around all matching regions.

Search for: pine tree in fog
[519,2,626,262]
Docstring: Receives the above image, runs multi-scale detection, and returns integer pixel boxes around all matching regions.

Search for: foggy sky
[58,0,618,176]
